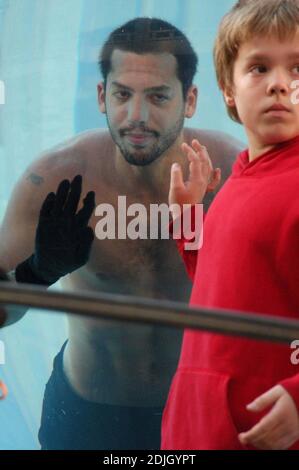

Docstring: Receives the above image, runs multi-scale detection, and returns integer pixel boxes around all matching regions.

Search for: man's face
[98,50,196,166]
[224,34,299,149]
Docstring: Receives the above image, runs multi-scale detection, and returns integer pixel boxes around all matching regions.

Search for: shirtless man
[0,18,244,449]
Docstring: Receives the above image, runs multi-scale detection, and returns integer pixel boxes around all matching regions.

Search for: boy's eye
[292,65,299,74]
[251,65,267,74]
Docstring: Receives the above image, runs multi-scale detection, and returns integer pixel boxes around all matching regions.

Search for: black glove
[15,175,95,285]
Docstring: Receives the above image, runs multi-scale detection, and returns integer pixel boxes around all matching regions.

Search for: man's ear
[97,82,106,113]
[184,85,198,118]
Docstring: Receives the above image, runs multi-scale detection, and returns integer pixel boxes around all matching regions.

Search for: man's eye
[152,94,168,103]
[114,91,130,100]
[292,65,299,74]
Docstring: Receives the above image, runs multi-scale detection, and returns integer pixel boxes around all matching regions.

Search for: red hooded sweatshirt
[161,135,299,450]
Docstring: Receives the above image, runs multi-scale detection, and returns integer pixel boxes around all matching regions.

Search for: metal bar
[0,282,298,344]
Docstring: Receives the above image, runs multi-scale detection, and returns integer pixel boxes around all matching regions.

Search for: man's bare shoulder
[184,127,246,177]
[184,127,245,154]
[26,129,114,186]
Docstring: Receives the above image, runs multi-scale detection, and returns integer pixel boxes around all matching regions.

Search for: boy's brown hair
[214,0,299,123]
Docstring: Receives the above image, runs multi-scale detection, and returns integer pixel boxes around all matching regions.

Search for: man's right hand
[169,139,221,219]
[15,175,95,285]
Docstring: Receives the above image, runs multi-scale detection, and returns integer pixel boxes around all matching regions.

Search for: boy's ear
[223,86,235,108]
[97,82,106,113]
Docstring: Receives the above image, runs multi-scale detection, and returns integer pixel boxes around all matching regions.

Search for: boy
[162,0,299,450]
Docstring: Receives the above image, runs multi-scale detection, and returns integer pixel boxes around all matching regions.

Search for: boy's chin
[261,129,299,146]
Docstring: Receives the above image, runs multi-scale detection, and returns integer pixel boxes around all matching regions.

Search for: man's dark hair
[99,18,198,99]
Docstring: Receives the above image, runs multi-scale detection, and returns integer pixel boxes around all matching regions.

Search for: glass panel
[0,0,251,450]
[0,304,181,449]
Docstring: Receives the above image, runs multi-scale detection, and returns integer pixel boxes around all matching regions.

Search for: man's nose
[266,69,290,96]
[127,96,149,124]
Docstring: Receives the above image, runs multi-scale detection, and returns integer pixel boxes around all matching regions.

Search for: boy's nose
[266,71,290,96]
[127,96,149,123]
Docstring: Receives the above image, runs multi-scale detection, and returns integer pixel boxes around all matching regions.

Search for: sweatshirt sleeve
[276,206,299,410]
[169,205,203,282]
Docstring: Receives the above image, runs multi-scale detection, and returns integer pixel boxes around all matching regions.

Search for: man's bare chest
[86,234,189,299]
[76,178,191,300]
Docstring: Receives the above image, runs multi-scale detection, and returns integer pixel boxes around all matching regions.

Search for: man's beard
[106,113,185,166]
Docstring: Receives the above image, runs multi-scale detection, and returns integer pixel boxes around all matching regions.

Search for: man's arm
[0,168,42,327]
[0,169,95,327]
[0,163,52,273]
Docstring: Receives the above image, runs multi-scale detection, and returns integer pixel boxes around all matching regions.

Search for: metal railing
[0,282,298,344]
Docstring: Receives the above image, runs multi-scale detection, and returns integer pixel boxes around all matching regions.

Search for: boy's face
[224,34,299,152]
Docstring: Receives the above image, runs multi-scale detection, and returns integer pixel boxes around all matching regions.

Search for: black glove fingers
[32,176,94,283]
[76,191,95,227]
[39,192,56,218]
[63,175,82,216]
[52,179,70,216]
[76,227,94,262]
[85,226,95,243]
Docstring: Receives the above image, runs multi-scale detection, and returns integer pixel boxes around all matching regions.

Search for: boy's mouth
[265,103,291,113]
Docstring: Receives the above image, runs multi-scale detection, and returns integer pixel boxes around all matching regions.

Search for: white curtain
[0,0,83,449]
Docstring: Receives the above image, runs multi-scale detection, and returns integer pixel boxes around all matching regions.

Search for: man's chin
[123,154,158,166]
[120,146,160,166]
